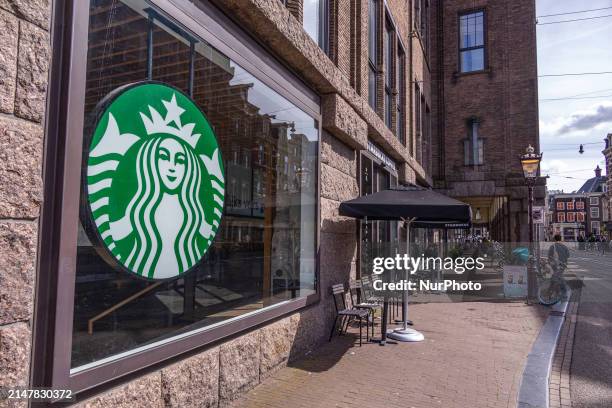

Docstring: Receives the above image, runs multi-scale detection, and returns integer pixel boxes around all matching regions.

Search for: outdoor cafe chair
[329,283,370,346]
[361,275,401,324]
[349,280,381,338]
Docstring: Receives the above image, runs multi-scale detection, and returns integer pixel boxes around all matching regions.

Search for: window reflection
[73,0,318,368]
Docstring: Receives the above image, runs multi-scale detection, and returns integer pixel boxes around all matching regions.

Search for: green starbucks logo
[83,82,225,279]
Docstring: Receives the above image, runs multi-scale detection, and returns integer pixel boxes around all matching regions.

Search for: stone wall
[0,0,50,402]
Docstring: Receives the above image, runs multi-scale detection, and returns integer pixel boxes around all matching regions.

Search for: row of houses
[547,134,612,241]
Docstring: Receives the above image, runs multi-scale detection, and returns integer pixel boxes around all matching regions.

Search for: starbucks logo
[82,82,225,280]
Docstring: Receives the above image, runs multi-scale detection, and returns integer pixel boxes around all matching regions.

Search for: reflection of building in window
[73,0,318,369]
[368,0,379,110]
[591,207,600,219]
[577,212,585,222]
[464,118,484,166]
[567,202,574,210]
[576,201,584,209]
[590,196,599,205]
[567,212,575,223]
[557,202,565,210]
[592,221,600,234]
[558,213,565,223]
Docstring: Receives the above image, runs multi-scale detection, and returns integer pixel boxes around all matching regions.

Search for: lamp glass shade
[521,158,540,179]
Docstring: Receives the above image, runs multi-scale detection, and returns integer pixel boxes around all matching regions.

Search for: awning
[339,185,472,225]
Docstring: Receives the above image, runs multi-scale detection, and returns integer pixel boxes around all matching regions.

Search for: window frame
[567,212,575,223]
[567,202,574,210]
[558,213,565,223]
[577,212,585,222]
[384,15,394,129]
[368,0,380,110]
[590,196,600,206]
[33,0,322,396]
[458,9,487,74]
[591,207,600,219]
[576,201,584,210]
[556,202,565,210]
[303,0,330,55]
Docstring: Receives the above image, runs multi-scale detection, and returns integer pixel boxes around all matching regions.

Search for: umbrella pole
[388,218,424,342]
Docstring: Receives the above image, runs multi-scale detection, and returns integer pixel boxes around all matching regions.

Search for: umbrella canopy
[339,185,471,224]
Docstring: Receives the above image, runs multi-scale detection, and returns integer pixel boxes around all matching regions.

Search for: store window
[36,0,320,391]
[459,10,485,73]
[304,0,330,54]
[359,147,399,276]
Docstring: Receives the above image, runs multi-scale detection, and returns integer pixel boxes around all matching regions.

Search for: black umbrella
[339,185,471,344]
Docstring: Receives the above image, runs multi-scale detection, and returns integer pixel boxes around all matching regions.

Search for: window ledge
[452,68,493,82]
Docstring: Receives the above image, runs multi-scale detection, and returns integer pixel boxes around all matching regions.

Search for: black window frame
[396,45,406,145]
[33,0,322,397]
[368,0,379,110]
[384,15,394,129]
[458,9,487,74]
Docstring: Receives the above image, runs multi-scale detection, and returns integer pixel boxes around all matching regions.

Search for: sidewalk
[231,301,548,408]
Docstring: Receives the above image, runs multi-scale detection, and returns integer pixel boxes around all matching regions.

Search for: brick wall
[0,0,50,397]
[430,0,541,241]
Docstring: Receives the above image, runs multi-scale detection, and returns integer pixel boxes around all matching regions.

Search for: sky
[536,0,612,192]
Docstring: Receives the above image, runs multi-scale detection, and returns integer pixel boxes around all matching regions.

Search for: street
[565,248,612,407]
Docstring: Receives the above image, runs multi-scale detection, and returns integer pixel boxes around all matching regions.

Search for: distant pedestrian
[601,235,608,256]
[548,234,569,276]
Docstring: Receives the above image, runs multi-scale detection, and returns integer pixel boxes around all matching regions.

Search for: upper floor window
[463,118,483,165]
[397,47,406,144]
[558,213,565,223]
[576,201,585,210]
[556,201,565,210]
[577,212,585,222]
[590,196,600,206]
[567,202,574,210]
[459,11,485,73]
[303,0,330,54]
[368,0,379,110]
[567,212,576,223]
[384,16,394,128]
[591,207,600,219]
[421,0,430,57]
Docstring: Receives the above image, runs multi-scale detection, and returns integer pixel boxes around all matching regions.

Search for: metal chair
[349,280,382,338]
[329,283,370,346]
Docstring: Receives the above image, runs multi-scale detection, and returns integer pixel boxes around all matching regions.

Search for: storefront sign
[82,82,225,279]
[367,141,397,172]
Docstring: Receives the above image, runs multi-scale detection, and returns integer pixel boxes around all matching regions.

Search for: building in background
[604,134,612,239]
[550,193,588,242]
[577,165,608,237]
[429,0,543,242]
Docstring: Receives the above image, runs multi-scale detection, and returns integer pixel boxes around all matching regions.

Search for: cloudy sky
[536,0,612,192]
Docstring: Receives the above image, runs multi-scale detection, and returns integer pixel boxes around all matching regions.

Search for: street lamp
[520,145,543,302]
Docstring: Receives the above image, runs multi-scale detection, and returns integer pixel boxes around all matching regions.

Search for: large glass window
[459,11,485,73]
[396,47,405,144]
[72,0,318,369]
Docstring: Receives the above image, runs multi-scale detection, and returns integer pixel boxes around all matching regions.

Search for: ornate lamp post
[520,145,543,301]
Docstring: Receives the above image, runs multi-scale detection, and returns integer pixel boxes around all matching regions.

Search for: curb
[516,289,571,408]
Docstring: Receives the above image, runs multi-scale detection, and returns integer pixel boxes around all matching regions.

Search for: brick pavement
[231,301,548,408]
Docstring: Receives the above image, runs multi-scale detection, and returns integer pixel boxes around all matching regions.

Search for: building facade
[604,133,612,238]
[430,0,543,242]
[0,0,538,406]
[576,165,608,238]
[550,194,588,241]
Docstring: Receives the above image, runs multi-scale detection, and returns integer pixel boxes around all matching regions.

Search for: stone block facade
[0,0,539,406]
[0,0,49,403]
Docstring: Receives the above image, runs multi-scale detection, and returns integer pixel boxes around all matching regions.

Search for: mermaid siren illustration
[85,85,225,280]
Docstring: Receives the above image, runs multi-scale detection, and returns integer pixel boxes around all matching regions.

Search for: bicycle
[535,257,569,306]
